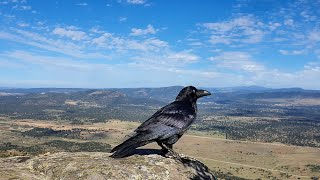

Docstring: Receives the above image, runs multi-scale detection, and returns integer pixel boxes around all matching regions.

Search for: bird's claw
[165,149,183,161]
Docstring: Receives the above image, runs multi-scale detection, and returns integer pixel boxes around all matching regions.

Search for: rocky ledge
[0,152,216,180]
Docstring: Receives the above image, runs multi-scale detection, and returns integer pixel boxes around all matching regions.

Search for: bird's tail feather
[110,133,152,158]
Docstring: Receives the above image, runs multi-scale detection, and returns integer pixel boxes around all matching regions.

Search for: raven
[110,86,211,158]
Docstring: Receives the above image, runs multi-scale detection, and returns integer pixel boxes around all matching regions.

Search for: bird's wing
[135,101,195,133]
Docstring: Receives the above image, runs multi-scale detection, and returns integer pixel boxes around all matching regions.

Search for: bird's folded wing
[135,102,195,132]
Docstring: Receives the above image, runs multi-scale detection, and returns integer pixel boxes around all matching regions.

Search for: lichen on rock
[0,152,216,180]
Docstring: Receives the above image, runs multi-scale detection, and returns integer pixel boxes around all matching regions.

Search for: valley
[0,118,319,179]
[0,86,320,179]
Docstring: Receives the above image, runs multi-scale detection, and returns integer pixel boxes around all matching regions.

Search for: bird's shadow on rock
[132,148,163,156]
[127,149,216,180]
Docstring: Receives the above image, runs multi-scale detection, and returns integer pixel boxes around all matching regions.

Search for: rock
[0,152,216,180]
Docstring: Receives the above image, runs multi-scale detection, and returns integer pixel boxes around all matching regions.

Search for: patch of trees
[42,140,111,153]
[0,94,157,122]
[306,164,320,173]
[193,117,320,148]
[22,127,82,139]
[0,140,111,157]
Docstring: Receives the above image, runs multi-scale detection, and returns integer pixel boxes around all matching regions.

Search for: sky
[0,0,320,89]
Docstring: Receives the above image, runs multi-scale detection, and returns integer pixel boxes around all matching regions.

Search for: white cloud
[308,30,320,42]
[3,50,94,69]
[207,50,320,89]
[17,22,29,27]
[0,50,209,88]
[130,50,198,69]
[90,27,105,34]
[10,0,27,3]
[76,2,88,6]
[130,24,157,36]
[256,63,320,89]
[143,38,168,48]
[52,27,87,41]
[203,16,255,32]
[2,1,320,89]
[241,29,264,43]
[268,22,281,31]
[209,35,231,45]
[20,5,30,10]
[202,16,266,45]
[2,47,320,89]
[0,59,24,68]
[3,14,15,18]
[167,51,199,63]
[126,0,146,4]
[0,29,110,59]
[279,50,289,55]
[119,17,127,22]
[284,19,294,26]
[210,51,251,61]
[91,32,168,52]
[209,51,265,73]
[315,49,320,59]
[188,42,204,46]
[186,38,204,46]
[36,21,45,26]
[304,62,320,72]
[300,11,317,21]
[125,38,168,51]
[279,49,305,55]
[92,33,113,46]
[12,5,31,10]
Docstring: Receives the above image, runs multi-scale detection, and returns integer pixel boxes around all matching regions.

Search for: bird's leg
[157,141,169,155]
[161,143,182,161]
[157,142,176,157]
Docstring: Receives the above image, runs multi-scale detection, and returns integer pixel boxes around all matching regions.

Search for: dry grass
[10,119,139,131]
[1,118,319,179]
[65,100,78,105]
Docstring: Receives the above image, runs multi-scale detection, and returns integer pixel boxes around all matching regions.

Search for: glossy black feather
[110,86,210,158]
[136,100,196,132]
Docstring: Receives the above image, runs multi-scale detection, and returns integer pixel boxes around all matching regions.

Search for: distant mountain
[0,88,89,94]
[108,86,183,102]
[241,91,320,99]
[203,86,320,95]
[206,85,272,93]
[263,87,319,93]
[0,87,13,89]
[70,90,165,106]
[0,86,183,102]
[0,89,166,122]
[0,92,24,96]
[1,85,320,123]
[1,86,320,100]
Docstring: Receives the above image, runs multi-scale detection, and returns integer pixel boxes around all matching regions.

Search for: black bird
[110,86,211,158]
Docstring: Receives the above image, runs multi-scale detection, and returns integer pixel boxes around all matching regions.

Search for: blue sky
[0,0,320,89]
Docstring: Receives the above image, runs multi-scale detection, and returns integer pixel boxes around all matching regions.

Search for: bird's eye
[192,90,196,94]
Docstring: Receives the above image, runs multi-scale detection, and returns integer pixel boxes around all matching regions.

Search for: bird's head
[175,86,211,102]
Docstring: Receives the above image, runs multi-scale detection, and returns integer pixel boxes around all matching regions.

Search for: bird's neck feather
[177,98,197,112]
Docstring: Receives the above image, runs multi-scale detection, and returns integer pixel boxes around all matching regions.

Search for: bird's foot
[158,143,184,161]
[164,148,182,161]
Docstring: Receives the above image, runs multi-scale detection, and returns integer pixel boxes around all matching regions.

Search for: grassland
[0,117,319,179]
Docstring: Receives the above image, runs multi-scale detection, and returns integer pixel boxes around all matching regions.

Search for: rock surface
[0,152,216,180]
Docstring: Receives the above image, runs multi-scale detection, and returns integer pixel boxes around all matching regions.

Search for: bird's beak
[196,89,211,98]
